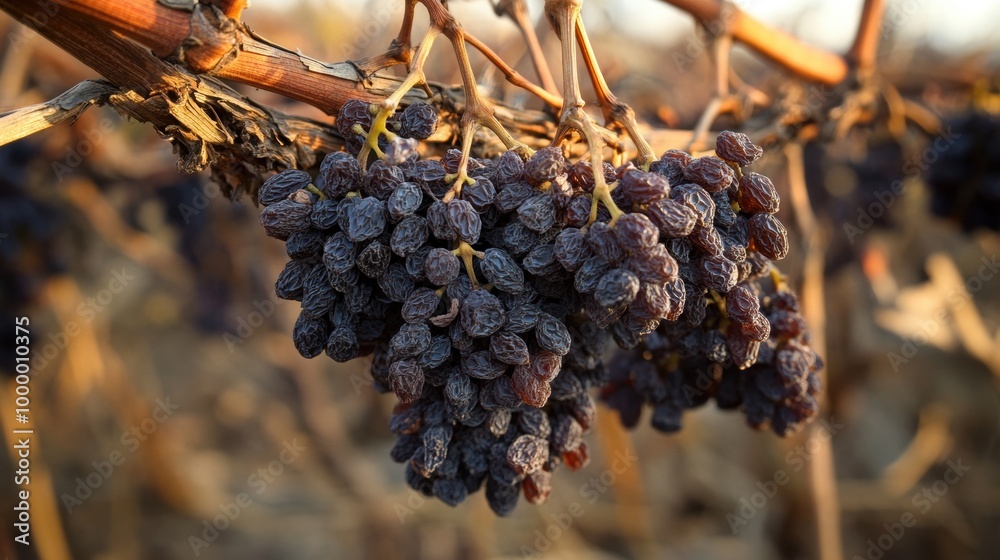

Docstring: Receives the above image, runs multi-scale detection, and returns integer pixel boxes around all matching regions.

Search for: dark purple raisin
[684,156,735,192]
[259,169,311,206]
[259,197,312,240]
[646,198,698,238]
[461,289,507,338]
[317,152,361,198]
[739,172,780,214]
[424,247,461,286]
[613,213,659,252]
[523,146,566,187]
[446,199,482,244]
[595,268,641,307]
[748,213,789,260]
[715,130,763,165]
[480,248,525,294]
[618,169,671,204]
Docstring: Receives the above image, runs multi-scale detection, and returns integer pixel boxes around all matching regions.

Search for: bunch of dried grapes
[255,100,823,515]
[926,112,1000,232]
[564,131,820,436]
[601,265,823,436]
[0,141,72,377]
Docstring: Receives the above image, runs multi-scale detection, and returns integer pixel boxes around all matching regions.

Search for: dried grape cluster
[601,267,823,436]
[926,112,1000,232]
[256,100,823,515]
[594,131,820,435]
[389,316,608,512]
[0,141,70,376]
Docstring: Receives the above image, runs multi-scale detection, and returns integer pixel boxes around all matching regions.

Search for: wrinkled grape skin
[554,228,591,272]
[535,314,572,356]
[461,290,507,338]
[696,255,738,293]
[326,327,359,363]
[387,182,424,221]
[672,184,716,227]
[646,198,698,238]
[618,170,671,205]
[595,269,641,308]
[738,173,780,214]
[715,130,763,165]
[259,198,312,240]
[390,216,429,257]
[389,360,425,403]
[489,331,530,365]
[425,248,461,286]
[346,197,387,242]
[356,241,391,279]
[480,249,525,294]
[317,152,361,198]
[726,284,760,324]
[260,170,312,206]
[364,160,404,200]
[613,213,659,252]
[398,102,439,139]
[749,213,789,260]
[517,196,557,233]
[446,199,482,244]
[683,156,735,193]
[524,146,566,187]
[293,313,329,358]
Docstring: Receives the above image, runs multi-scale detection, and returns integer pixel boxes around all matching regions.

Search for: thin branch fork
[662,0,850,85]
[848,0,885,72]
[349,0,562,110]
[493,0,560,96]
[463,32,563,109]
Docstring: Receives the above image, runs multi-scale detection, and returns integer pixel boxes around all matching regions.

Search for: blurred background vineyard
[2,0,1000,559]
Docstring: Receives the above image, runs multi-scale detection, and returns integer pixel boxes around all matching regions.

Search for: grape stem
[357,0,562,109]
[574,18,657,170]
[492,0,561,98]
[545,0,624,226]
[688,32,744,151]
[357,27,440,168]
[768,266,789,292]
[348,0,419,79]
[847,0,886,75]
[463,33,563,110]
[453,241,485,289]
[306,185,326,200]
[439,15,535,198]
[342,0,544,190]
